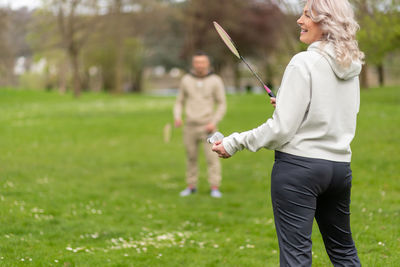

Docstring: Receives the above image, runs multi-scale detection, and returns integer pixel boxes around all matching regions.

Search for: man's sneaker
[210,189,222,198]
[180,187,196,197]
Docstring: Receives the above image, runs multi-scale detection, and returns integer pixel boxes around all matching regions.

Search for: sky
[0,0,301,12]
[0,0,41,10]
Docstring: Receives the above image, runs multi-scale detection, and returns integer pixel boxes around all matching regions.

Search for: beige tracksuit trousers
[183,125,221,187]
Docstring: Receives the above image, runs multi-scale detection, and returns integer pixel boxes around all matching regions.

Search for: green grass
[0,87,399,266]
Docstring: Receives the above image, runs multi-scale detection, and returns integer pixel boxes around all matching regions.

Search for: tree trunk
[360,62,369,89]
[70,49,81,97]
[114,0,124,93]
[114,47,124,93]
[132,68,143,93]
[233,62,241,92]
[377,64,384,87]
[58,60,68,94]
[264,59,274,90]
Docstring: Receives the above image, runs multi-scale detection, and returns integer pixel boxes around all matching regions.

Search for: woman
[212,0,364,266]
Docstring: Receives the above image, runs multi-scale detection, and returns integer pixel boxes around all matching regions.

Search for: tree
[34,0,101,97]
[0,9,15,86]
[81,0,154,93]
[233,1,286,90]
[354,0,400,87]
[140,0,186,71]
[181,0,286,90]
[109,0,125,93]
[28,8,66,92]
[57,0,101,96]
[181,0,245,72]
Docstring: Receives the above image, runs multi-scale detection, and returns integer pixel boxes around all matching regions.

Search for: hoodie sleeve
[222,59,311,156]
[173,78,186,121]
[356,77,360,114]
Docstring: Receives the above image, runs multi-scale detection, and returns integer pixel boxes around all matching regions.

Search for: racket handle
[263,85,275,98]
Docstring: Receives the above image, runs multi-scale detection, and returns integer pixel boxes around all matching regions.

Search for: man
[174,51,226,198]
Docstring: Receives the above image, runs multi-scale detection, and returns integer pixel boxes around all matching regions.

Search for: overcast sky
[0,0,41,10]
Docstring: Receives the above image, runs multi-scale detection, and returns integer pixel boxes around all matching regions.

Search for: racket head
[213,21,241,59]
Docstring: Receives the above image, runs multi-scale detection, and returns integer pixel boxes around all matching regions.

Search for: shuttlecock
[207,132,224,144]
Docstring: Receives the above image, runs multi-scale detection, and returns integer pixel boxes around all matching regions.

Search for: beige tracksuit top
[174,73,226,126]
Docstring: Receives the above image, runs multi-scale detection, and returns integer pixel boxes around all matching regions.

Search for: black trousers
[271,151,361,267]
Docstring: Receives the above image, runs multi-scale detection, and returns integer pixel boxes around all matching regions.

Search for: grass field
[0,87,399,266]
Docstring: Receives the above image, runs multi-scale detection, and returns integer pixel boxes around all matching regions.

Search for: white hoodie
[222,41,362,162]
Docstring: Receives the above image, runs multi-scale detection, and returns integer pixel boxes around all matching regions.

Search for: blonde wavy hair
[307,0,365,67]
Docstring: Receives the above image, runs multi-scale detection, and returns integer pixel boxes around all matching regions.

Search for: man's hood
[308,41,362,80]
[189,70,214,78]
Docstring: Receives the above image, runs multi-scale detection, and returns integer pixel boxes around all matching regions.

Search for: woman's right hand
[270,97,276,108]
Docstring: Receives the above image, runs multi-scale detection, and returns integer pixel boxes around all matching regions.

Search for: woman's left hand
[212,140,231,158]
[270,97,276,108]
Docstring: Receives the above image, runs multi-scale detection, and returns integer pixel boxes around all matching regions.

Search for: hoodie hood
[308,41,362,80]
[189,70,214,78]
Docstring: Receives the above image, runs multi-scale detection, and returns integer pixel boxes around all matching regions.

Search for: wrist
[222,138,235,156]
